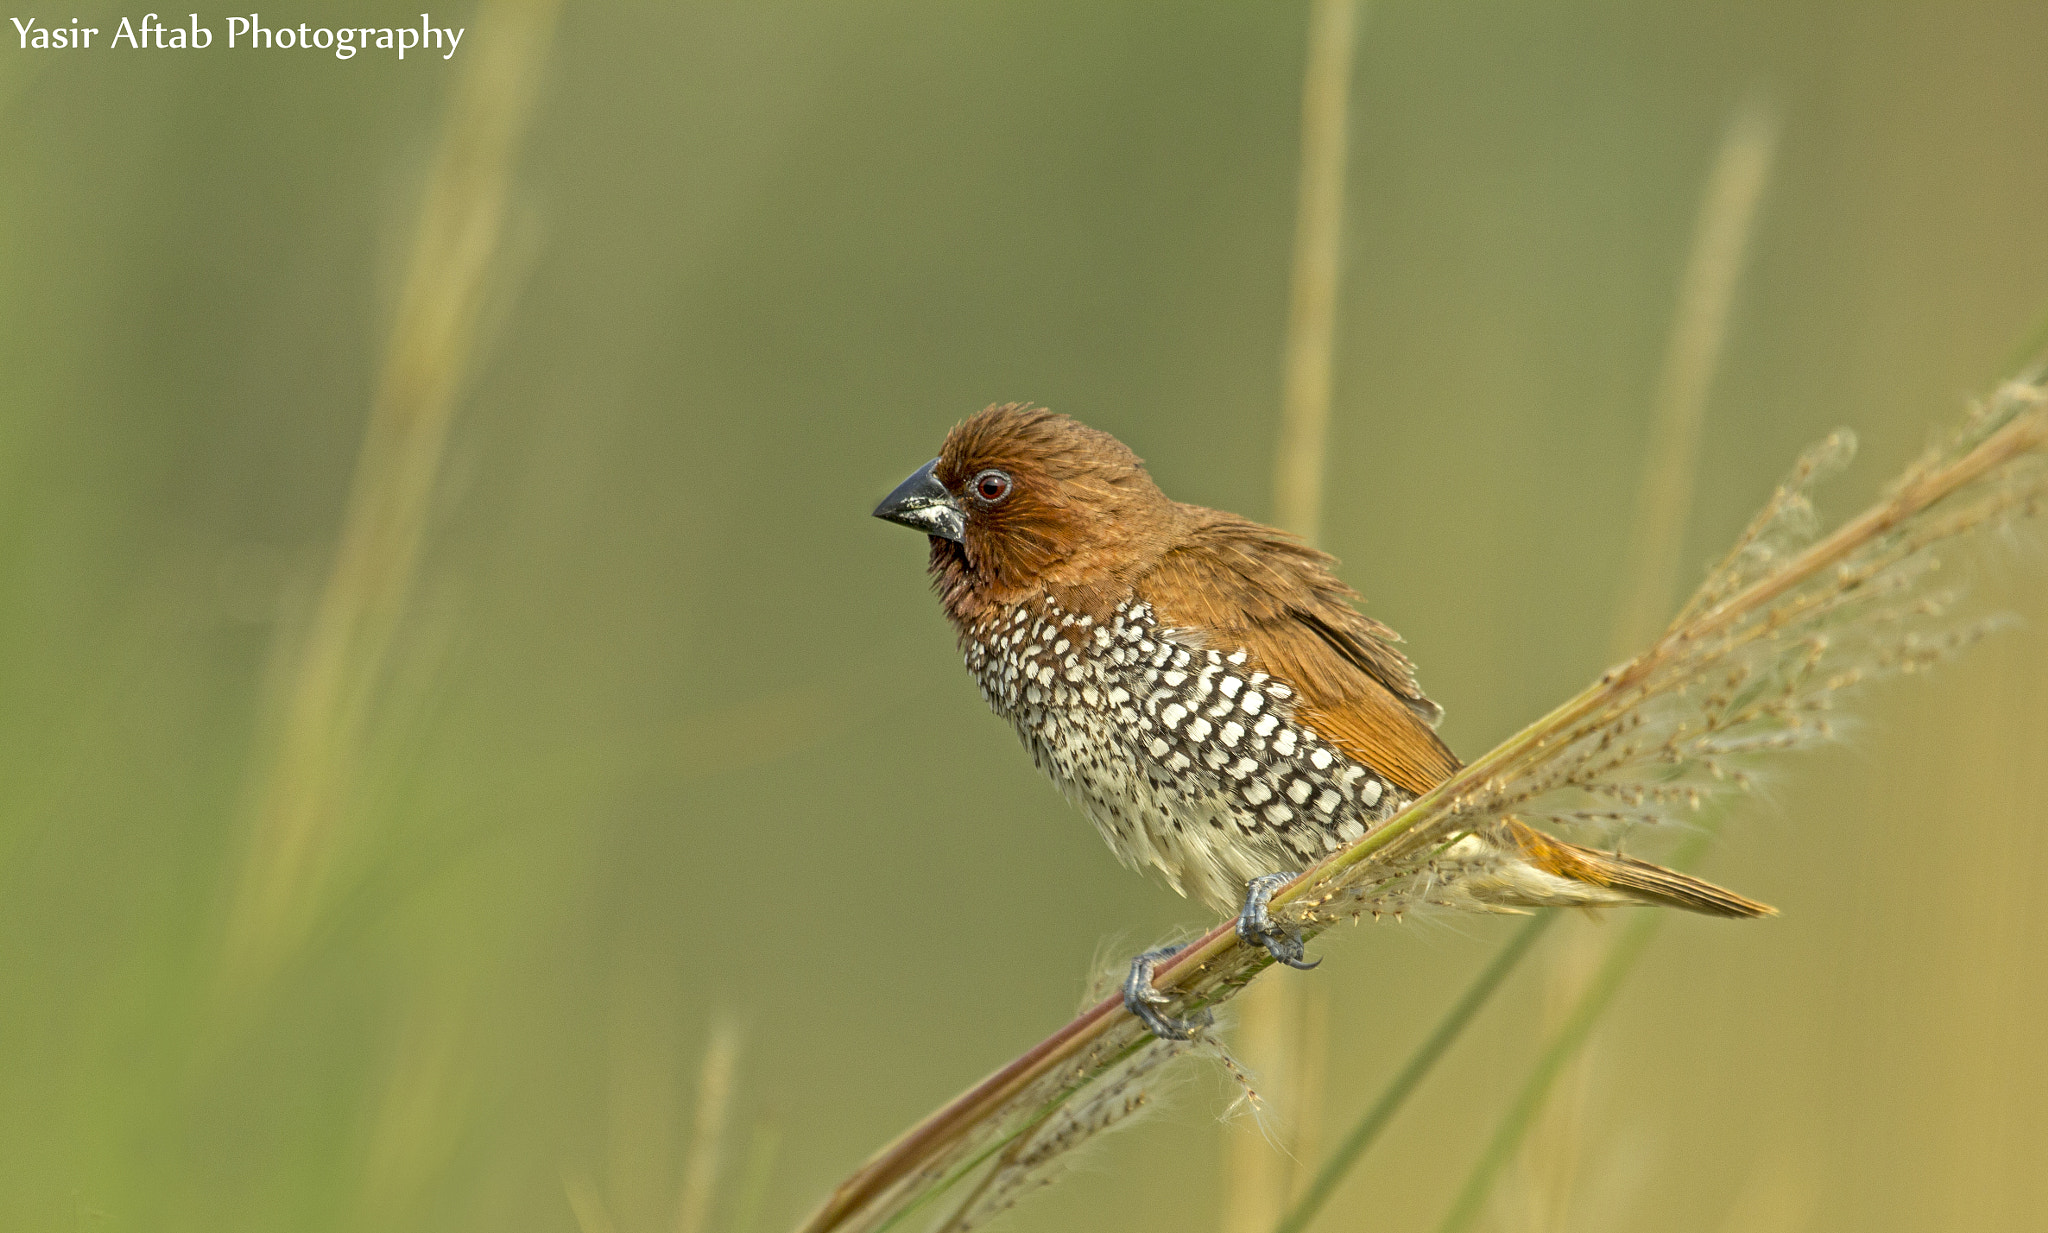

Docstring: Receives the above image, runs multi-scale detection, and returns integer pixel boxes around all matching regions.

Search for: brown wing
[1139,507,1460,797]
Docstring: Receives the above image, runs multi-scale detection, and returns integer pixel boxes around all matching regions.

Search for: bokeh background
[3,2,2046,1231]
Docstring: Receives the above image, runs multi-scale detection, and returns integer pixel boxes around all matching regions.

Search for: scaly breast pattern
[963,595,1402,913]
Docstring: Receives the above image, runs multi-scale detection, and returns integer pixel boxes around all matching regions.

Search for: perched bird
[874,403,1772,1037]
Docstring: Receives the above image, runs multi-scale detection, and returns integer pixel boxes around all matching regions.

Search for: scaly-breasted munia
[875,404,1770,1037]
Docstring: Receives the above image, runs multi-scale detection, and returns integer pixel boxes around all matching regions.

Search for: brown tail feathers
[1507,819,1775,919]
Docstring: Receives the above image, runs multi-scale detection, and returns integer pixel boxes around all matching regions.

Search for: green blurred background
[3,2,2046,1231]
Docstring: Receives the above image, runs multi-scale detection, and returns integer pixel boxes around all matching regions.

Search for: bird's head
[874,403,1174,613]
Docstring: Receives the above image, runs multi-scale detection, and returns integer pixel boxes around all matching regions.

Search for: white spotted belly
[965,596,1401,914]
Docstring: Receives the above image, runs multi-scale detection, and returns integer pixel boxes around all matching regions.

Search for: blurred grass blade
[1234,0,1363,1222]
[218,0,561,992]
[1273,911,1555,1233]
[1269,0,1361,549]
[1613,97,1777,657]
[676,1018,743,1233]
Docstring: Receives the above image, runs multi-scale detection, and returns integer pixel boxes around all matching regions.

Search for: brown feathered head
[874,403,1181,608]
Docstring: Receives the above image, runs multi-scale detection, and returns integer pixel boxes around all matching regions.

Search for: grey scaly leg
[1236,871,1319,969]
[1122,944,1212,1040]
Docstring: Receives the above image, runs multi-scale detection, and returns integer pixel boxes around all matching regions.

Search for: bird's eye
[973,470,1012,504]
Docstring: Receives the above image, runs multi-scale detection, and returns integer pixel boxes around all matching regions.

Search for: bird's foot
[1236,871,1319,970]
[1122,944,1213,1041]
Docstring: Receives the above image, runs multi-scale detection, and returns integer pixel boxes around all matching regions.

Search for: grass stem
[1270,0,1360,548]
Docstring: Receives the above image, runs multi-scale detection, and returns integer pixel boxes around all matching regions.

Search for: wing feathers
[1140,508,1459,796]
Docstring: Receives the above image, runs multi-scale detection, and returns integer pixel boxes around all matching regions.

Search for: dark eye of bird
[974,470,1012,503]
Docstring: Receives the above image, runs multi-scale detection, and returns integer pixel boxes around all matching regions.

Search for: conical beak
[872,458,965,543]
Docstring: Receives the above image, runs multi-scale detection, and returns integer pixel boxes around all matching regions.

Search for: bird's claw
[1121,874,1318,1039]
[1122,944,1212,1041]
[1237,871,1320,970]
